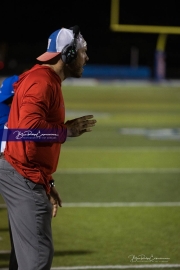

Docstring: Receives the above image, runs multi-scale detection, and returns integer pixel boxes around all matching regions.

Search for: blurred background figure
[0,75,19,270]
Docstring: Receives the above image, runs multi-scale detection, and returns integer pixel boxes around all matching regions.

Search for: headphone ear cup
[61,41,77,64]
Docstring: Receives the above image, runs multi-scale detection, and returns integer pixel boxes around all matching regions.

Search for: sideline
[2,76,180,87]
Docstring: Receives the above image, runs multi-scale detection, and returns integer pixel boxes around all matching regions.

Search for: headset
[61,25,80,64]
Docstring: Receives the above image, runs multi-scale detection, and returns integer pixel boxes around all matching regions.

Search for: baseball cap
[36,26,87,62]
[0,75,18,103]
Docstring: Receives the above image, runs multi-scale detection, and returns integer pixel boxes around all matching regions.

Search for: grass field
[0,82,180,270]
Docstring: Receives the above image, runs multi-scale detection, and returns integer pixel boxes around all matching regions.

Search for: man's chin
[73,70,83,78]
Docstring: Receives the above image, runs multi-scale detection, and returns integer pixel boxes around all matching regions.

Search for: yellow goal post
[110,0,180,50]
[110,0,180,79]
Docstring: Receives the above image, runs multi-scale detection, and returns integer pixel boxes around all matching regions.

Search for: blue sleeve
[0,103,10,144]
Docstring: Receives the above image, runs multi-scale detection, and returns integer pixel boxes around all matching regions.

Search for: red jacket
[4,64,67,193]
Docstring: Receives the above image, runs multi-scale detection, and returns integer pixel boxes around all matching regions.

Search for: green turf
[51,207,180,266]
[53,172,180,203]
[1,207,180,267]
[0,83,180,268]
[58,147,180,168]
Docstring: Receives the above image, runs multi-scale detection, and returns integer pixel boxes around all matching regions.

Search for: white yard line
[51,265,180,270]
[55,168,180,174]
[62,202,180,207]
[51,265,180,269]
[0,266,178,270]
[1,202,180,209]
[62,146,180,152]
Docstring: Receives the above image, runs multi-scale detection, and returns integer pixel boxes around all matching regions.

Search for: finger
[86,119,97,125]
[82,120,96,129]
[76,115,94,123]
[57,196,62,207]
[82,115,94,120]
[52,203,58,217]
[85,128,93,132]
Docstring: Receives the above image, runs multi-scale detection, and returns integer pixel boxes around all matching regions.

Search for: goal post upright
[110,0,180,80]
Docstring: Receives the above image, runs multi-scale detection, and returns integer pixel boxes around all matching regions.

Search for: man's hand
[49,187,62,217]
[65,115,96,137]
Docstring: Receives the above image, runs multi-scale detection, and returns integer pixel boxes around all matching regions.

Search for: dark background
[1,0,180,79]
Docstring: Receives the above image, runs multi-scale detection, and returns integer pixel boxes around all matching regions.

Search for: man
[0,25,96,270]
[0,75,18,270]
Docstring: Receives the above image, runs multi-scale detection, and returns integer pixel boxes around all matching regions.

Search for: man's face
[67,46,89,78]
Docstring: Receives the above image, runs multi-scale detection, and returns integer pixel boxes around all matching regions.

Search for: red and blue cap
[36,26,87,62]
